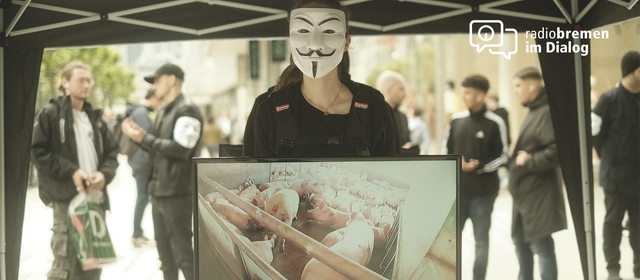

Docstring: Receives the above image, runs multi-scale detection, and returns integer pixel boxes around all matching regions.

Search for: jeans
[460,194,497,280]
[48,202,101,280]
[152,195,194,280]
[512,215,558,280]
[132,170,150,238]
[602,190,640,276]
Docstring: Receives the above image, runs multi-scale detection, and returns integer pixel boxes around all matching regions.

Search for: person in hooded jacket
[31,61,119,280]
[508,67,567,280]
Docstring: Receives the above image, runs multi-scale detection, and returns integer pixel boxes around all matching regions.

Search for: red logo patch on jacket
[276,104,290,112]
[355,102,368,109]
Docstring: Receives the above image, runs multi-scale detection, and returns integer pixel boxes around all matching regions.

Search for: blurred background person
[202,115,227,157]
[591,50,640,280]
[408,107,431,155]
[485,93,511,148]
[124,89,161,247]
[509,67,566,280]
[31,61,119,280]
[444,74,508,280]
[377,70,415,154]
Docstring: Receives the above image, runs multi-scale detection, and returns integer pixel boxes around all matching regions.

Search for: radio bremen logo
[469,19,608,59]
[469,20,518,60]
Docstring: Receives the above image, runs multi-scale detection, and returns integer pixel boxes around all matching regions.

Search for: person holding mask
[32,61,119,280]
[509,67,566,280]
[121,63,203,280]
[249,0,398,157]
[592,50,640,280]
[444,74,508,280]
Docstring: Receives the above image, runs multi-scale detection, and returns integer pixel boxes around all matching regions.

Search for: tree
[37,47,135,111]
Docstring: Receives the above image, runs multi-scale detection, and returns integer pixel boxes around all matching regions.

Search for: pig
[237,235,276,264]
[258,187,299,252]
[210,198,261,231]
[252,184,283,210]
[236,180,261,202]
[306,200,350,230]
[257,180,289,192]
[371,223,391,248]
[300,212,376,280]
[265,187,300,226]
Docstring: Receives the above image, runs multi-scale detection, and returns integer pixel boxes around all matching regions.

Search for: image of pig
[306,200,350,230]
[264,187,300,252]
[265,188,300,226]
[210,199,261,231]
[252,183,284,210]
[236,180,261,202]
[300,212,376,280]
[257,180,289,192]
[238,235,275,264]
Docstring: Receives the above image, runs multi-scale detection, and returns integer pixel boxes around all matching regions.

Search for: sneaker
[132,236,156,248]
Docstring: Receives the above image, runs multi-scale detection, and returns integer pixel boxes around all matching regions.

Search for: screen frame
[193,155,461,280]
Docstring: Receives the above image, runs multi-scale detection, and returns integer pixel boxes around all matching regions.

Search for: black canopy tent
[2,1,639,279]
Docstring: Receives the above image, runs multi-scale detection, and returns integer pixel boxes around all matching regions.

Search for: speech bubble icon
[488,27,518,60]
[469,20,504,53]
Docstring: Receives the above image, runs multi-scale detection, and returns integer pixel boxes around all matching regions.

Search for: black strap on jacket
[270,86,371,156]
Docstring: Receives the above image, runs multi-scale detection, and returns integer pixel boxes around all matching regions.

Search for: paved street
[20,155,171,280]
[19,156,638,279]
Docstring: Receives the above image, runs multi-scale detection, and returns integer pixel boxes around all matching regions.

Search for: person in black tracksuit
[443,74,508,280]
[592,50,640,280]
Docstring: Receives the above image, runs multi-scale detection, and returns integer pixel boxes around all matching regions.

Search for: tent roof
[4,0,639,48]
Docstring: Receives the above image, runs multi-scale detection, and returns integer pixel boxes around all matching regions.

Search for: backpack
[113,113,138,157]
[269,84,372,156]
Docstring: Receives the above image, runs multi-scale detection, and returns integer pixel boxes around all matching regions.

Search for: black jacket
[508,89,566,241]
[31,96,119,208]
[252,81,398,157]
[140,94,203,198]
[592,84,640,195]
[444,106,508,198]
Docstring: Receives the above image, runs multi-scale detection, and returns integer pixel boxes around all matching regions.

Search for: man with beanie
[592,50,640,280]
[121,63,203,280]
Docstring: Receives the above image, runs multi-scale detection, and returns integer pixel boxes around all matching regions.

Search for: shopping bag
[68,190,116,270]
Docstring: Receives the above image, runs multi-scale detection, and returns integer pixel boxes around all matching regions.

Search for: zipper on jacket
[59,118,65,143]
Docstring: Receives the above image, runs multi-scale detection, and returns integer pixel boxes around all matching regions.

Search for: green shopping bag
[68,190,116,270]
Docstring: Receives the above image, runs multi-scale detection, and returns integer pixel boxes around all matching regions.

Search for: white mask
[289,8,347,79]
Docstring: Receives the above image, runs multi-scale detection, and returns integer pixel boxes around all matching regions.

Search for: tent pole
[570,0,596,278]
[0,9,6,280]
[573,38,597,280]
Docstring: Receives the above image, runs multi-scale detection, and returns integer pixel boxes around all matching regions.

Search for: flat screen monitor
[194,156,460,280]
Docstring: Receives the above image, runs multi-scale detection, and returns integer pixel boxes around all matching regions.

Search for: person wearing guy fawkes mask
[247,0,398,157]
